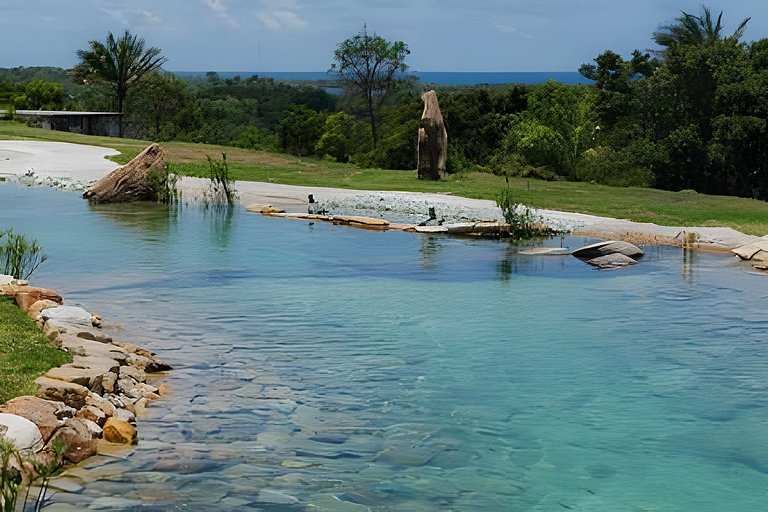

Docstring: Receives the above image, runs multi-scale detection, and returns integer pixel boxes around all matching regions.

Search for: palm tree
[653,5,750,49]
[74,30,167,135]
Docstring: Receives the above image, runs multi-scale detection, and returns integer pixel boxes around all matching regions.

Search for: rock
[56,334,127,363]
[0,396,72,442]
[114,407,136,424]
[257,489,300,505]
[85,393,117,418]
[83,143,164,203]
[49,418,97,463]
[245,204,285,214]
[41,305,93,326]
[0,274,13,285]
[103,418,137,444]
[0,413,44,452]
[120,365,146,383]
[732,240,768,262]
[9,286,63,311]
[35,376,90,409]
[117,376,142,399]
[44,320,113,343]
[101,371,118,393]
[417,90,447,180]
[27,299,60,320]
[77,405,107,426]
[572,240,644,260]
[79,418,103,439]
[584,253,638,269]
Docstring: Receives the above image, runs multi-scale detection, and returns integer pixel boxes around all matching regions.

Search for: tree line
[2,6,767,199]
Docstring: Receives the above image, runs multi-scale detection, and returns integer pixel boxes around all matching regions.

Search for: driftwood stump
[417,90,447,180]
[83,143,164,203]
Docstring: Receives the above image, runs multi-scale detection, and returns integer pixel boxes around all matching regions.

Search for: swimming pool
[2,184,766,511]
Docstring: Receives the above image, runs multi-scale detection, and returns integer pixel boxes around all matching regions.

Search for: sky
[1,0,767,72]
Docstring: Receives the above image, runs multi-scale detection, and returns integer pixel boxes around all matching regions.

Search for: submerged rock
[585,253,638,269]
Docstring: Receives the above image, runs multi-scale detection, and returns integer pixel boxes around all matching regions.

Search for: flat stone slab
[42,306,93,326]
[572,240,644,260]
[732,240,768,261]
[518,247,571,256]
[57,333,128,363]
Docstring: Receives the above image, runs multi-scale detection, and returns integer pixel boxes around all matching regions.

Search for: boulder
[44,320,113,343]
[56,334,128,364]
[48,418,97,463]
[0,396,73,442]
[76,405,107,427]
[732,240,768,262]
[584,253,638,269]
[85,393,117,418]
[35,376,90,409]
[27,299,60,320]
[417,90,447,180]
[45,356,119,390]
[41,306,93,326]
[119,365,146,383]
[0,413,44,452]
[7,286,63,311]
[572,240,644,260]
[0,274,14,285]
[103,418,137,444]
[83,143,165,203]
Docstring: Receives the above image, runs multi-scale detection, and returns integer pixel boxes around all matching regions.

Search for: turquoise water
[2,184,767,511]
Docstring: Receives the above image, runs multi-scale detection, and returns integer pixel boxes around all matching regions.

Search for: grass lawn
[0,296,71,403]
[2,120,768,235]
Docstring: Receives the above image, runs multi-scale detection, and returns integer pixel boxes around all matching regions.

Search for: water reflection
[418,235,441,269]
[201,204,235,248]
[88,201,178,243]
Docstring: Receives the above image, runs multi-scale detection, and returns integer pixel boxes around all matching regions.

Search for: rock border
[0,277,170,464]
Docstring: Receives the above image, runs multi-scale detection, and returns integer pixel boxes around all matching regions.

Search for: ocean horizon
[173,70,591,86]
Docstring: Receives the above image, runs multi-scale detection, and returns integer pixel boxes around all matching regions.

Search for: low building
[14,110,123,137]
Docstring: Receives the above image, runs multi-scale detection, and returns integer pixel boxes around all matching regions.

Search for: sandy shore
[1,140,763,249]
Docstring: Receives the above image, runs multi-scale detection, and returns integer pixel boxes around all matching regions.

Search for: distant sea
[173,70,591,86]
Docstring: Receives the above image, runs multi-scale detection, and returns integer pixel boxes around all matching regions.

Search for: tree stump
[417,90,447,180]
[83,143,164,203]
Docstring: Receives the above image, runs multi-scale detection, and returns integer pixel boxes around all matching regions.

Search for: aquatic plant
[0,437,66,512]
[203,153,237,206]
[496,187,550,240]
[0,230,47,280]
[146,163,179,205]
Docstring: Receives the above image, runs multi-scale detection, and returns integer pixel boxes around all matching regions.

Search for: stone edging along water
[0,275,171,464]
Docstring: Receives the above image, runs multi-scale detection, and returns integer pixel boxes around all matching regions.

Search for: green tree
[279,104,327,157]
[17,80,64,110]
[331,25,410,145]
[653,5,750,50]
[499,81,597,177]
[315,112,368,162]
[73,30,166,134]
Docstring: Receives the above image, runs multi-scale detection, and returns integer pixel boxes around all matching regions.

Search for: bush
[0,230,47,280]
[278,105,327,157]
[575,145,654,187]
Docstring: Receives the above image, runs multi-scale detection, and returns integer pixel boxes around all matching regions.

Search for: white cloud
[202,0,239,28]
[257,9,308,30]
[494,22,533,39]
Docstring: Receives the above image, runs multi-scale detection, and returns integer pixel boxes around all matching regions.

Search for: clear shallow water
[1,184,767,511]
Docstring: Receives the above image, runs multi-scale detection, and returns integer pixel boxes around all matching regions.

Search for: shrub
[0,230,47,280]
[203,153,237,206]
[496,187,552,240]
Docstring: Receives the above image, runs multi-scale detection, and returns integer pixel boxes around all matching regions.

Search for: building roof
[15,110,123,116]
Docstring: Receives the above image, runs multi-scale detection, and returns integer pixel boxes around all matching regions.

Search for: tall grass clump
[496,187,552,240]
[1,437,66,512]
[203,153,237,206]
[0,230,47,280]
[146,164,179,205]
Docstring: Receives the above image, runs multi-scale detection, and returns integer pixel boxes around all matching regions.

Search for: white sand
[0,140,762,249]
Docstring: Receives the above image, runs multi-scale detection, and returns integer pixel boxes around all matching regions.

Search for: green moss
[0,296,71,403]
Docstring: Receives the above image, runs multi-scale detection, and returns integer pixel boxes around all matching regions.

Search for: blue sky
[2,0,766,72]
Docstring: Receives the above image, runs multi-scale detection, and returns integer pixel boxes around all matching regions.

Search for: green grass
[3,120,768,235]
[0,296,71,403]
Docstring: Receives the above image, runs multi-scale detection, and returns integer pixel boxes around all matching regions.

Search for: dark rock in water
[309,433,348,445]
[572,240,644,260]
[585,253,638,269]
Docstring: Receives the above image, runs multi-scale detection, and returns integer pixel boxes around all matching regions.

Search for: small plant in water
[496,187,552,240]
[0,229,47,279]
[146,163,179,205]
[0,436,66,512]
[203,153,237,207]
